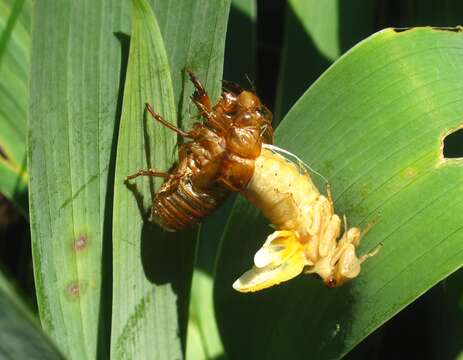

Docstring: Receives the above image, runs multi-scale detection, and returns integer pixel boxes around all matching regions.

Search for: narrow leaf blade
[0,0,30,214]
[29,1,130,357]
[111,1,193,358]
[0,270,62,359]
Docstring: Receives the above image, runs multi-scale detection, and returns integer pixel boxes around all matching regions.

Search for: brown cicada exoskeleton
[126,71,273,231]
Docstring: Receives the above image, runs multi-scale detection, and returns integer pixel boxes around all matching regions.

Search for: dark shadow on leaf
[11,154,28,218]
[136,83,197,352]
[96,30,130,359]
[140,219,197,351]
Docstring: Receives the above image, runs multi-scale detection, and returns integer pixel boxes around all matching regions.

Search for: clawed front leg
[185,69,212,116]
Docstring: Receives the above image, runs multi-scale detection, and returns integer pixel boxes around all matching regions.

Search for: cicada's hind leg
[126,169,170,181]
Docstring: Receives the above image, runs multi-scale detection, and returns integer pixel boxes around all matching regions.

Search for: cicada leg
[185,69,212,114]
[126,169,170,181]
[145,103,193,138]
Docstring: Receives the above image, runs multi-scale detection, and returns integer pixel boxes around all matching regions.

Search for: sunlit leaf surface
[29,1,130,358]
[215,27,463,360]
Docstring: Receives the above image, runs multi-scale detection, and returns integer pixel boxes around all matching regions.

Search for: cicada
[230,146,380,291]
[126,71,273,231]
[127,73,379,291]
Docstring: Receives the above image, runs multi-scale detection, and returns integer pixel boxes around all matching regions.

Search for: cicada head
[236,91,273,143]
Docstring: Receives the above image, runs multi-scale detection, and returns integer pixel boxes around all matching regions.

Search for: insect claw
[145,102,193,138]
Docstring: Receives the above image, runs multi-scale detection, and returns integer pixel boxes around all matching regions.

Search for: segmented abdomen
[152,176,228,231]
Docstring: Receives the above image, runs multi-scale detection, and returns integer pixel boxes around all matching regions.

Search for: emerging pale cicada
[127,73,379,291]
[231,146,380,291]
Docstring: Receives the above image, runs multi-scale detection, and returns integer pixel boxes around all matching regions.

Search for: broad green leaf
[186,1,255,358]
[274,0,376,121]
[215,27,463,359]
[151,0,231,130]
[29,1,130,358]
[0,0,30,215]
[0,269,62,359]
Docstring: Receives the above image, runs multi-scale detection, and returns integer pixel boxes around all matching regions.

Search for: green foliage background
[0,0,462,359]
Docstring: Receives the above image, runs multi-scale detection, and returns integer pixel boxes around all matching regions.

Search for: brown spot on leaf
[67,282,81,298]
[73,234,88,251]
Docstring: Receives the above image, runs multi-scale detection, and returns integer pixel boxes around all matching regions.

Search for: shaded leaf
[0,270,62,359]
[425,269,463,360]
[274,0,376,122]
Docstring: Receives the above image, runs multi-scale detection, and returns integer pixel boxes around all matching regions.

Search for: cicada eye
[325,276,337,288]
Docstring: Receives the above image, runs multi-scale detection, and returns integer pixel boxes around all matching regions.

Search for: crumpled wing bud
[233,230,306,292]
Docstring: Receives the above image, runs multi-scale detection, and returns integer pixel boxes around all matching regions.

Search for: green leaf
[0,0,30,215]
[274,0,376,121]
[0,269,62,359]
[186,1,255,358]
[110,0,182,357]
[151,0,231,130]
[29,1,130,358]
[111,0,231,358]
[215,27,463,359]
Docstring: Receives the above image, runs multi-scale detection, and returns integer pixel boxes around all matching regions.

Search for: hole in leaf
[443,128,463,159]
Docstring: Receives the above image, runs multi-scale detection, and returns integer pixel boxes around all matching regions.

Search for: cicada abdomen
[218,144,380,291]
[126,71,273,231]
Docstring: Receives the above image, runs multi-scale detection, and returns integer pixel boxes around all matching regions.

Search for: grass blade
[0,0,30,215]
[111,1,192,358]
[274,0,376,121]
[215,27,463,359]
[29,1,130,358]
[0,269,62,359]
[151,0,231,129]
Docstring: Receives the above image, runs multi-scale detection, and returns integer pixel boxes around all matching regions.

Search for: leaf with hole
[215,27,463,360]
